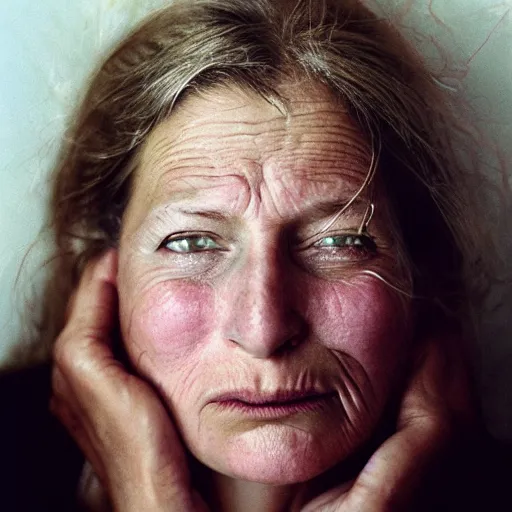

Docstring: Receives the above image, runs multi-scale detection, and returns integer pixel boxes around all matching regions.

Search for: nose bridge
[246,245,284,326]
[223,239,299,357]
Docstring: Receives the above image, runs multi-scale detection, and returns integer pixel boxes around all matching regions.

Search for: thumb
[335,422,443,511]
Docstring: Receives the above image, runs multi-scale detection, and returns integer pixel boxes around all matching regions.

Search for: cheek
[119,279,215,364]
[305,277,410,395]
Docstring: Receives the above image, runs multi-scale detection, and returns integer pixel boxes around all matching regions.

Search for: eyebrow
[177,208,230,221]
[156,197,370,224]
[308,199,367,218]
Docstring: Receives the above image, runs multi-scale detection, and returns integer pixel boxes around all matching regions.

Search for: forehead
[126,83,374,225]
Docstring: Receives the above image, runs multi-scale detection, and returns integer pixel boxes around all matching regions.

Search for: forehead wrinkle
[259,146,372,215]
[138,191,372,236]
[261,174,366,220]
[140,150,373,227]
[146,103,368,167]
[263,148,371,176]
[144,138,370,193]
[184,112,286,134]
[138,91,371,189]
[150,172,254,215]
[139,159,375,225]
[174,107,357,142]
[129,83,378,233]
[138,129,184,180]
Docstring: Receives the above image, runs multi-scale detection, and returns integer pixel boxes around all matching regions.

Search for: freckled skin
[117,83,411,485]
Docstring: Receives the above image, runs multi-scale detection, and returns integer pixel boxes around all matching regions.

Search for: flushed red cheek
[306,277,410,391]
[123,280,215,361]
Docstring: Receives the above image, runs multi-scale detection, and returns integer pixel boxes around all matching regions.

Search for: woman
[4,0,510,510]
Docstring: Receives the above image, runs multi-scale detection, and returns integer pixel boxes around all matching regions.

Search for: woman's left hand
[301,332,476,511]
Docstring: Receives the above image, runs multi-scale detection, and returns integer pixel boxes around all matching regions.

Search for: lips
[210,389,338,418]
[213,389,332,405]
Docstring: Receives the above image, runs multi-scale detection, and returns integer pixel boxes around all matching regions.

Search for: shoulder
[0,364,84,511]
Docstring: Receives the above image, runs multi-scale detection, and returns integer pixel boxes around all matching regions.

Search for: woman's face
[117,83,411,484]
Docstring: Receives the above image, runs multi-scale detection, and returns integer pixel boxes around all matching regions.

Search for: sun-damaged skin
[51,251,473,512]
[50,83,475,512]
[116,83,413,487]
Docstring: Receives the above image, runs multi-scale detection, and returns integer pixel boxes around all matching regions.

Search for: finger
[54,250,121,379]
[303,429,440,512]
[64,249,118,346]
[53,250,127,425]
[300,479,354,511]
[340,422,445,511]
[399,333,476,435]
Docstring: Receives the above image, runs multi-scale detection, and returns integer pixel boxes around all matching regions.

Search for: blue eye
[315,234,376,252]
[162,235,221,253]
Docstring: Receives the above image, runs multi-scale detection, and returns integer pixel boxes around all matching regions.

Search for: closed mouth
[212,390,338,417]
[214,389,332,405]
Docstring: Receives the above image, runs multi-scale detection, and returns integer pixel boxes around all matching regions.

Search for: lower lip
[213,393,338,419]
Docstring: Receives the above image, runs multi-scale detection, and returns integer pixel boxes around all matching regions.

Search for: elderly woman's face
[117,84,410,484]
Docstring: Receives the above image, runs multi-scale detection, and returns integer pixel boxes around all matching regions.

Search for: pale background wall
[0,0,511,439]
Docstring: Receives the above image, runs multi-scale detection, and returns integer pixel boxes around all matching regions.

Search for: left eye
[162,235,221,253]
[315,234,376,252]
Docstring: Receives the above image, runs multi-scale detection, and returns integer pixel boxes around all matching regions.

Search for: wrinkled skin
[51,252,472,511]
[117,83,412,485]
[51,83,475,512]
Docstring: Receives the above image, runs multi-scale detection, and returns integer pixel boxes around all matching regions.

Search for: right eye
[161,235,222,253]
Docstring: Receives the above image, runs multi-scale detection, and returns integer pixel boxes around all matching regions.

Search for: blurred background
[0,0,511,440]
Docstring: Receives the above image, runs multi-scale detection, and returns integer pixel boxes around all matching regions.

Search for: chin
[193,423,357,485]
[223,462,329,486]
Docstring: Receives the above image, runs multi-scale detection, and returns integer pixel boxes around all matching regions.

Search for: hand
[301,331,476,512]
[50,251,208,512]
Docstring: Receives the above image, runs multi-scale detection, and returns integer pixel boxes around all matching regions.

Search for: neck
[207,472,309,512]
[189,434,381,512]
[192,461,339,512]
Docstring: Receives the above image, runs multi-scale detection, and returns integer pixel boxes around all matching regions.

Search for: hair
[13,0,488,366]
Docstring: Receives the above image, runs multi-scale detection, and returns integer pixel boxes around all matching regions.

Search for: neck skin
[191,426,388,512]
[208,473,308,512]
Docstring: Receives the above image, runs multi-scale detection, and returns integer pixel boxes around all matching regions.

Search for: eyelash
[313,233,376,252]
[159,232,377,259]
[159,233,225,253]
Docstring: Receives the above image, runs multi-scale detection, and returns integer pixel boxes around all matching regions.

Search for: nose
[220,242,306,358]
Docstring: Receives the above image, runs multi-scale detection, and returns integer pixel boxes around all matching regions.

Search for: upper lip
[211,389,332,405]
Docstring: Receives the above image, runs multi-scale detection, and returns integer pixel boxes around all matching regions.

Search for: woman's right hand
[51,250,207,512]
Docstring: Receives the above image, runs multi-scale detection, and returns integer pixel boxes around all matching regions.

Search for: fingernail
[94,249,118,283]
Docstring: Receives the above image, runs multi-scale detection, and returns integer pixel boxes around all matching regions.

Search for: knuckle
[52,333,73,369]
[54,323,103,364]
[53,329,104,385]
